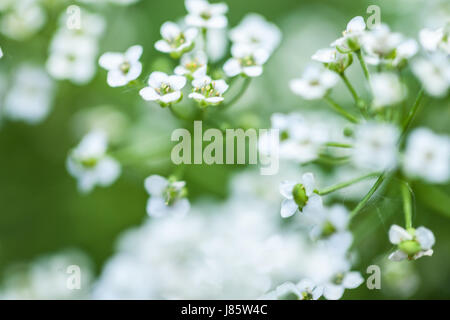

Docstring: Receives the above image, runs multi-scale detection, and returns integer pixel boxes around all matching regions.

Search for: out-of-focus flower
[370,72,406,109]
[99,45,143,87]
[403,128,450,183]
[174,50,208,78]
[229,13,281,54]
[392,39,419,68]
[419,26,450,54]
[67,131,121,193]
[3,65,54,124]
[279,173,323,218]
[145,175,190,218]
[0,0,46,40]
[155,22,198,58]
[223,44,269,77]
[331,16,366,53]
[263,279,323,300]
[312,47,353,73]
[412,53,450,97]
[362,24,403,65]
[388,225,435,261]
[185,0,228,29]
[188,75,228,105]
[308,205,350,241]
[139,72,186,106]
[322,270,363,300]
[290,65,339,100]
[352,122,399,171]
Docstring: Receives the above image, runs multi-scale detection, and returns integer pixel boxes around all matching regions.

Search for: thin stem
[316,172,380,196]
[323,96,359,124]
[222,77,251,110]
[356,49,370,81]
[401,88,424,139]
[339,72,360,103]
[350,173,386,219]
[324,142,353,148]
[400,181,413,229]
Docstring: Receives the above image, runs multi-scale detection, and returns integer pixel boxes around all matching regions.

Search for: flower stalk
[315,172,380,196]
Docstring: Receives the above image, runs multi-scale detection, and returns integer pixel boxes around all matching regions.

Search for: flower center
[333,273,344,285]
[239,55,256,67]
[292,183,308,211]
[80,157,99,168]
[301,291,313,300]
[155,83,173,95]
[169,33,186,48]
[321,221,337,238]
[120,61,131,74]
[198,82,221,98]
[200,11,212,20]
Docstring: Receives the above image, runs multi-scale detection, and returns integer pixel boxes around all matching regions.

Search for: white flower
[174,50,208,78]
[352,122,399,171]
[58,7,106,38]
[188,75,228,105]
[144,175,190,218]
[308,205,350,238]
[419,27,449,54]
[267,280,322,300]
[154,22,198,58]
[296,279,323,300]
[223,44,270,77]
[403,128,450,183]
[3,65,54,124]
[67,131,121,193]
[139,72,186,105]
[0,0,46,40]
[412,53,450,97]
[290,65,339,100]
[392,39,419,67]
[322,271,363,300]
[312,47,352,73]
[388,225,435,261]
[331,16,366,52]
[185,0,228,29]
[362,24,403,65]
[229,13,281,54]
[370,72,406,109]
[279,173,323,218]
[99,45,143,87]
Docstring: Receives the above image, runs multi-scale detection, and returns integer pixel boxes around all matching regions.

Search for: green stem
[324,142,353,148]
[221,77,251,110]
[400,181,413,229]
[316,172,380,196]
[401,88,424,139]
[323,96,359,123]
[339,72,360,104]
[350,173,386,219]
[356,49,370,81]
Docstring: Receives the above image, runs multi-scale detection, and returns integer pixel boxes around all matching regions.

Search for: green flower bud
[292,183,308,211]
[398,240,421,257]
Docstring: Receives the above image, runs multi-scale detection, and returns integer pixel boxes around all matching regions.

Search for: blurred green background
[0,0,449,299]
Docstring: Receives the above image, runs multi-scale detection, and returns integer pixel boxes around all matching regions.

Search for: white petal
[144,175,168,196]
[168,75,186,90]
[279,181,295,199]
[171,198,190,217]
[96,157,121,186]
[223,59,242,77]
[415,227,435,250]
[155,40,172,53]
[160,21,181,39]
[347,16,366,33]
[414,249,433,260]
[146,197,168,217]
[388,250,408,261]
[323,284,345,300]
[301,172,316,195]
[189,92,206,101]
[205,96,224,104]
[303,194,323,215]
[281,199,298,218]
[107,70,128,87]
[148,71,169,88]
[99,53,123,70]
[184,28,199,41]
[243,65,263,77]
[139,87,160,101]
[160,91,182,104]
[388,225,412,244]
[342,272,364,289]
[213,79,228,94]
[125,45,143,62]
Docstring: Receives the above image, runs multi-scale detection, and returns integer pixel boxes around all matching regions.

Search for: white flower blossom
[331,16,366,53]
[185,0,228,29]
[308,205,351,245]
[223,44,270,77]
[229,13,281,54]
[67,131,121,193]
[279,173,323,218]
[362,24,403,65]
[3,65,54,124]
[139,72,186,105]
[99,45,143,87]
[388,225,435,261]
[419,26,449,54]
[322,270,363,300]
[312,47,353,73]
[290,65,339,100]
[392,39,419,67]
[174,50,208,78]
[265,280,323,300]
[0,0,46,40]
[412,53,450,97]
[145,175,190,218]
[188,75,228,105]
[154,21,198,58]
[403,128,450,183]
[370,72,406,109]
[352,122,399,171]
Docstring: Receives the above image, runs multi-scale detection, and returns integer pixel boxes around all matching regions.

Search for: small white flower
[188,75,228,105]
[370,72,406,109]
[419,27,449,54]
[296,279,323,300]
[290,65,339,100]
[388,225,435,261]
[352,122,399,171]
[312,47,352,73]
[279,173,323,218]
[99,45,143,87]
[3,65,54,124]
[174,50,208,78]
[331,16,366,53]
[223,44,269,77]
[139,71,186,105]
[362,24,403,65]
[0,0,46,40]
[185,0,228,29]
[412,53,450,97]
[403,128,450,183]
[144,175,190,218]
[322,271,363,300]
[308,205,350,239]
[229,13,281,54]
[154,22,198,58]
[67,131,121,193]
